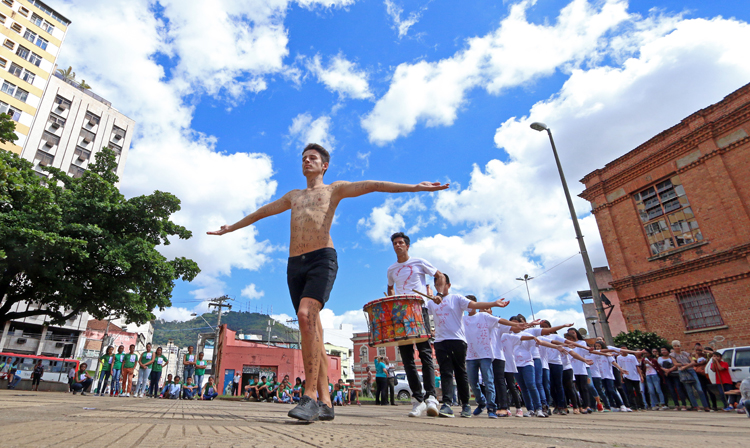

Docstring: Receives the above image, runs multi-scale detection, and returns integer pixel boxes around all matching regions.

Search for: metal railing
[53,72,111,107]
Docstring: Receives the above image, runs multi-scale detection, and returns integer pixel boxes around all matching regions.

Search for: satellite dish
[579,327,588,336]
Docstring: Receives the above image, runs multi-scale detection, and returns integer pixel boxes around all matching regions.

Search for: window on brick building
[675,286,723,330]
[377,347,386,358]
[633,175,703,256]
[359,345,368,362]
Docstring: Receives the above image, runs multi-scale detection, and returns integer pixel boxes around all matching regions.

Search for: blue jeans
[8,374,21,389]
[681,369,709,408]
[467,358,495,412]
[586,368,599,407]
[194,374,204,396]
[542,368,552,408]
[135,367,151,395]
[182,387,195,400]
[97,370,111,395]
[548,364,566,410]
[111,369,122,395]
[602,378,623,407]
[533,358,547,406]
[515,364,541,412]
[203,390,218,400]
[592,377,610,408]
[184,365,195,382]
[645,374,665,406]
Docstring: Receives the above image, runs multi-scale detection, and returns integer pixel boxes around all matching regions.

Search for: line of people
[69,343,217,400]
[242,374,361,406]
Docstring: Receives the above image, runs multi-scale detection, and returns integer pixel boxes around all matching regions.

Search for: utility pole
[207,295,232,385]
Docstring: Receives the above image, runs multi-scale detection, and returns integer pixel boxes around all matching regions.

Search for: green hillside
[152,311,299,348]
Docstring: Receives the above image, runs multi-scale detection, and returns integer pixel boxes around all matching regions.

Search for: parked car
[705,346,750,384]
[393,370,421,400]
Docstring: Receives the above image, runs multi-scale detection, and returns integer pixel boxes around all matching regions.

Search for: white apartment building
[0,305,89,359]
[0,0,69,154]
[20,72,134,180]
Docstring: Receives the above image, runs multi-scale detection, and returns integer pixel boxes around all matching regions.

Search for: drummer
[386,231,445,418]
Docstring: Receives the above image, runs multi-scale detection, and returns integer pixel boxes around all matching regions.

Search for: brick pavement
[0,390,746,447]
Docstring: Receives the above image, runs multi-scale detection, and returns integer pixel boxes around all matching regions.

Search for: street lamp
[530,121,614,345]
[515,274,536,320]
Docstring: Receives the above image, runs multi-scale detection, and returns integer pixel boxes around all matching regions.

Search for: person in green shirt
[135,343,155,398]
[96,346,115,396]
[148,347,168,398]
[194,352,207,397]
[72,362,93,395]
[292,377,303,403]
[202,376,218,400]
[182,377,198,400]
[258,377,277,402]
[183,346,196,384]
[111,345,126,397]
[160,373,174,398]
[243,377,257,401]
[122,345,138,397]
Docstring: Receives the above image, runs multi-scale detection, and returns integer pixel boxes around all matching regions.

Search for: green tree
[0,147,200,325]
[78,79,91,90]
[613,329,669,350]
[57,65,75,81]
[0,113,18,145]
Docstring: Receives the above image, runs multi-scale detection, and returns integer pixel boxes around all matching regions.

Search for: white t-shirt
[644,359,657,376]
[594,354,614,380]
[544,334,565,365]
[491,324,514,362]
[503,332,534,368]
[464,313,500,360]
[387,257,438,296]
[617,354,641,382]
[425,293,471,343]
[537,336,555,368]
[571,345,589,376]
[524,328,543,360]
[233,375,240,384]
[587,352,601,378]
[559,348,573,370]
[500,333,518,373]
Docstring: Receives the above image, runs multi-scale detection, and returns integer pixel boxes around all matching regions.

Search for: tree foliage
[613,329,670,350]
[0,147,200,325]
[0,113,18,145]
[57,66,76,81]
[153,311,296,348]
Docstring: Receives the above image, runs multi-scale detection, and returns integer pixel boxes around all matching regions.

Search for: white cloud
[306,53,373,99]
[535,308,586,330]
[384,12,750,313]
[357,196,427,244]
[154,306,195,322]
[288,112,336,151]
[241,283,266,300]
[362,0,632,144]
[320,309,368,332]
[54,0,355,305]
[384,0,427,39]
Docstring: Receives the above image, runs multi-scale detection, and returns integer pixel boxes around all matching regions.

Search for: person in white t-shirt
[425,273,507,418]
[386,232,445,418]
[463,302,520,419]
[616,346,646,411]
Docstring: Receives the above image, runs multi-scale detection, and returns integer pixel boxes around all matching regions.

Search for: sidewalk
[0,390,746,447]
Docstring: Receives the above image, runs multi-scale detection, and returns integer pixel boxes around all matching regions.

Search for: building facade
[0,305,88,358]
[351,331,439,388]
[580,82,750,349]
[215,325,341,396]
[577,266,628,339]
[0,0,69,154]
[20,72,134,181]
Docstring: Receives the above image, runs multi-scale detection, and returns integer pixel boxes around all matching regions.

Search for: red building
[580,83,750,349]
[214,325,341,394]
[351,331,438,387]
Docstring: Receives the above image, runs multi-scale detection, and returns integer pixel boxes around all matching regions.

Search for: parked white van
[706,346,750,384]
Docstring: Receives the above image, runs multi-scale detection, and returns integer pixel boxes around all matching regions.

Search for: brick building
[351,331,438,387]
[580,82,750,349]
[214,325,341,395]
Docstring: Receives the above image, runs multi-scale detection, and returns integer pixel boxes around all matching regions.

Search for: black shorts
[287,247,338,314]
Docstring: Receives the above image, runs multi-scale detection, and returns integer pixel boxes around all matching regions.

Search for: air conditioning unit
[44,139,53,147]
[114,133,122,140]
[16,338,26,344]
[77,154,86,162]
[50,122,59,129]
[56,104,65,111]
[55,342,64,348]
[87,119,96,126]
[82,136,91,144]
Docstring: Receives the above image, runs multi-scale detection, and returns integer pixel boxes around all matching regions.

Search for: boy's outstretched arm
[207,192,293,236]
[333,181,449,200]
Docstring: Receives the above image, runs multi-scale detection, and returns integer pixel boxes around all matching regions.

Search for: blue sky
[54,0,750,336]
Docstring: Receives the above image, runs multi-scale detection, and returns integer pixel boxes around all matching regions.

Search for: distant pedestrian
[183,346,196,384]
[362,366,373,398]
[111,345,126,396]
[386,357,396,405]
[6,359,21,390]
[121,345,138,397]
[182,377,198,400]
[203,377,218,400]
[374,356,388,406]
[195,352,208,397]
[97,346,115,396]
[31,360,44,391]
[135,343,155,398]
[148,347,168,398]
[67,365,76,392]
[233,373,240,396]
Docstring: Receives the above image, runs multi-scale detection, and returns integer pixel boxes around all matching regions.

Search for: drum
[363,295,431,347]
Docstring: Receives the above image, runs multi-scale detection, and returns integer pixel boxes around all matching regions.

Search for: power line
[497,252,580,297]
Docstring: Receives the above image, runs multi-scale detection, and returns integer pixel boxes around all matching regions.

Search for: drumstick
[411,289,435,300]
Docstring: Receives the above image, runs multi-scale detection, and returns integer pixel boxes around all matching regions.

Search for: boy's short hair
[390,232,410,246]
[303,143,330,175]
[466,295,477,302]
[443,273,450,284]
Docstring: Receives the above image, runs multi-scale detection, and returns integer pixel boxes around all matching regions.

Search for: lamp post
[515,274,536,320]
[530,122,614,345]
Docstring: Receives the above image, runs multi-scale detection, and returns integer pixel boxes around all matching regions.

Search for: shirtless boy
[209,143,448,422]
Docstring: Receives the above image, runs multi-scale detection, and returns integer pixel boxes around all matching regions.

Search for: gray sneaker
[460,405,472,418]
[438,404,454,418]
[288,396,320,422]
[318,401,335,421]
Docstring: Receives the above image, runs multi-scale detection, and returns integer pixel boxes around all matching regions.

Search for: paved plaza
[0,390,746,447]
